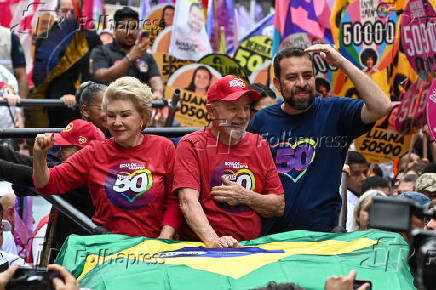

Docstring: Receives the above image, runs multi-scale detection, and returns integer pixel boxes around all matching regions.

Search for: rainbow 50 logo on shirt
[211,161,255,213]
[105,162,155,210]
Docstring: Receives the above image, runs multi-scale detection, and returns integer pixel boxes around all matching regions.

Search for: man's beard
[218,118,248,142]
[283,87,316,111]
[118,41,134,50]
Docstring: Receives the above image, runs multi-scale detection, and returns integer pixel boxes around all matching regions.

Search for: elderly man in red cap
[174,75,284,248]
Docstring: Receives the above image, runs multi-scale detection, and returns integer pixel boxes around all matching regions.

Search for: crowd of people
[1,0,436,289]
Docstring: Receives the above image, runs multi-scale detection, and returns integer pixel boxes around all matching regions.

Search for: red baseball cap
[54,119,105,148]
[206,75,262,104]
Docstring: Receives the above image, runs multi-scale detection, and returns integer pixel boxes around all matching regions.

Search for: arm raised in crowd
[179,187,240,248]
[92,42,148,84]
[211,176,284,218]
[305,44,392,124]
[32,133,54,188]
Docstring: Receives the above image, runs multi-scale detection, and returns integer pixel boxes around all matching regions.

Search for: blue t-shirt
[249,97,373,233]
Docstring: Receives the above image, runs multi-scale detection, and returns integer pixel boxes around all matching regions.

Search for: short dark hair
[248,83,277,111]
[407,163,426,175]
[248,83,276,99]
[347,151,368,165]
[189,2,203,13]
[76,81,107,119]
[114,7,139,26]
[362,176,390,194]
[423,162,436,174]
[401,174,419,183]
[254,281,305,290]
[273,47,313,81]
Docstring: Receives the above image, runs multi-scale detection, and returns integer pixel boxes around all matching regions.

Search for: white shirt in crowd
[346,190,359,232]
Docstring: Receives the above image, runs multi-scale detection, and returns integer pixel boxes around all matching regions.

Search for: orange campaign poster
[165,64,221,127]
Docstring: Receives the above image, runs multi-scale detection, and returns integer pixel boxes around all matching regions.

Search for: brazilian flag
[56,230,415,289]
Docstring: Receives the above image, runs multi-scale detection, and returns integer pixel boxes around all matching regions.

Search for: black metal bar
[0,99,167,108]
[0,127,202,139]
[42,195,109,234]
[165,88,181,127]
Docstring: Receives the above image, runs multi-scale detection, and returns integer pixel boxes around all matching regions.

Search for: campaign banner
[165,64,221,127]
[199,54,247,79]
[234,36,272,76]
[142,3,174,50]
[330,0,414,100]
[169,0,212,61]
[249,61,273,87]
[395,80,430,134]
[355,105,412,164]
[152,26,172,53]
[152,52,193,85]
[427,79,436,142]
[400,0,436,80]
[338,0,399,71]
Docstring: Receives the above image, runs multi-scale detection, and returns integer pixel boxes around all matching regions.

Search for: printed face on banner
[400,0,436,80]
[169,0,212,60]
[339,0,399,71]
[164,64,221,127]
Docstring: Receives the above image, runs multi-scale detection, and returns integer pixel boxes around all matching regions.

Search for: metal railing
[0,127,201,138]
[0,99,167,108]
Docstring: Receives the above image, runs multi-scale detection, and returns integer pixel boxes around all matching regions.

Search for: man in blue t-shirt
[249,45,392,233]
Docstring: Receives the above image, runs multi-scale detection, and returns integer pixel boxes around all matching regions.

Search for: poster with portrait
[169,0,212,61]
[165,64,221,127]
[142,3,174,49]
[400,0,436,80]
[330,0,414,100]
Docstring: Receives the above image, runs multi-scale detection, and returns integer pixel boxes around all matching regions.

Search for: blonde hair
[103,77,153,126]
[353,189,387,231]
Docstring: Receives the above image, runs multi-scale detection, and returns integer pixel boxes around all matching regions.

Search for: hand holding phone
[324,270,371,290]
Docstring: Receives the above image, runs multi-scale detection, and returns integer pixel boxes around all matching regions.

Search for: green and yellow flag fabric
[56,230,415,290]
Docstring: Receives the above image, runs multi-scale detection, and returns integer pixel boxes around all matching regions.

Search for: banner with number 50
[401,0,436,80]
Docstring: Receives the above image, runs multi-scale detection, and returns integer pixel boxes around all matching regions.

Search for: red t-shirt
[173,128,283,241]
[35,135,181,237]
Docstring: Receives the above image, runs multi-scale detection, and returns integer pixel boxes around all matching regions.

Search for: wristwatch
[125,54,132,63]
